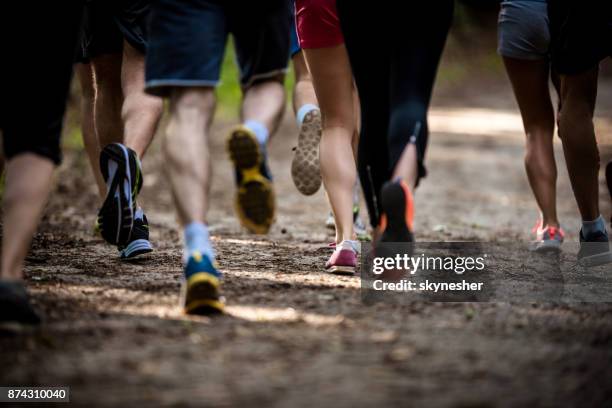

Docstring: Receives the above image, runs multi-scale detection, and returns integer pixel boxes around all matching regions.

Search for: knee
[557,102,593,144]
[122,92,163,121]
[169,88,215,118]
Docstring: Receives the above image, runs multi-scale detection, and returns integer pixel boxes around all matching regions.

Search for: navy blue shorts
[146,0,291,97]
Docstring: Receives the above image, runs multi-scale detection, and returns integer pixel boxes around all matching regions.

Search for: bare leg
[1,154,54,280]
[392,144,419,192]
[292,52,318,114]
[558,67,600,221]
[304,45,356,243]
[121,41,163,159]
[76,63,106,198]
[503,57,559,227]
[164,88,216,225]
[91,53,124,149]
[241,77,286,140]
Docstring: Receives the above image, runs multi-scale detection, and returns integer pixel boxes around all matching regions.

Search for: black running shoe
[0,281,40,325]
[97,143,143,246]
[378,180,414,243]
[227,126,275,234]
[578,228,612,267]
[119,210,153,260]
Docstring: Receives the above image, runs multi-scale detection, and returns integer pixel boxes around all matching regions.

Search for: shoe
[530,221,564,252]
[291,109,322,195]
[97,143,143,246]
[119,210,153,260]
[578,228,612,267]
[377,180,414,244]
[0,281,40,325]
[181,251,224,315]
[227,126,275,234]
[325,240,358,275]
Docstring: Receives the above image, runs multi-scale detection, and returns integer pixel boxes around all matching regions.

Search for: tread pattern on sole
[291,109,322,196]
[227,127,275,234]
[183,277,224,315]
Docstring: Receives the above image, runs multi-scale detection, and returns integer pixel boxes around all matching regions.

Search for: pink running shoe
[325,240,358,275]
[530,220,565,252]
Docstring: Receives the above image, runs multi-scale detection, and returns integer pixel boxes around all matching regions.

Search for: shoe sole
[578,250,612,267]
[291,109,322,196]
[227,126,275,234]
[98,143,142,246]
[182,272,224,315]
[120,238,154,260]
[327,265,356,275]
[529,240,562,253]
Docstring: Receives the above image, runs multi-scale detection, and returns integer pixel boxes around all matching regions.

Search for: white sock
[582,215,607,237]
[296,104,319,127]
[244,120,269,147]
[183,222,215,262]
[339,240,360,254]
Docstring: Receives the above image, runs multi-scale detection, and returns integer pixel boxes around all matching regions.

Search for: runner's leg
[558,67,600,222]
[91,54,125,149]
[165,88,216,225]
[77,63,107,198]
[121,40,163,159]
[303,45,356,243]
[292,52,318,115]
[503,58,559,228]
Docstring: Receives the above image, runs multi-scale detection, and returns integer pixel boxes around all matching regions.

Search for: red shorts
[295,0,344,49]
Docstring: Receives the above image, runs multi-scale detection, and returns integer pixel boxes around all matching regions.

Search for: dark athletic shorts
[1,2,83,165]
[548,0,612,75]
[145,0,291,96]
[75,0,150,63]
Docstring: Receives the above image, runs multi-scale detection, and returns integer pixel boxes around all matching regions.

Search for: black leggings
[337,1,453,228]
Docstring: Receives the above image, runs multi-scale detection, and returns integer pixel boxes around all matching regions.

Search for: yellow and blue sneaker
[180,251,224,315]
[226,125,275,234]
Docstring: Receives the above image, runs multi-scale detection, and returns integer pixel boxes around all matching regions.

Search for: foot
[377,179,414,244]
[291,109,322,195]
[578,228,612,267]
[97,143,143,246]
[181,251,224,315]
[325,240,358,275]
[119,209,153,260]
[530,221,564,253]
[0,281,40,325]
[227,126,275,234]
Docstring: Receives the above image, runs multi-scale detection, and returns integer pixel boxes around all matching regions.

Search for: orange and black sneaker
[377,179,414,244]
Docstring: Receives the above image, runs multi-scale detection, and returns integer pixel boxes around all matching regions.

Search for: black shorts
[0,2,83,165]
[75,0,150,63]
[548,0,612,75]
[145,0,291,97]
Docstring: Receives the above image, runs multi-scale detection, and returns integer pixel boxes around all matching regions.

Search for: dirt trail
[1,79,612,407]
